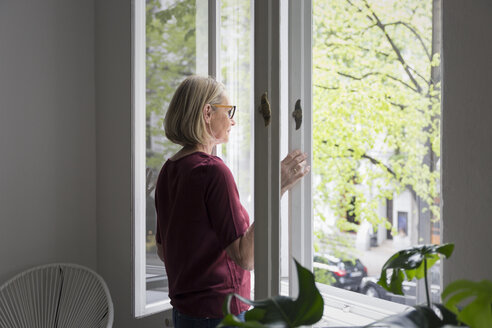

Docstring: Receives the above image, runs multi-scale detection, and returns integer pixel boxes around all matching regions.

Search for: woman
[155,75,309,327]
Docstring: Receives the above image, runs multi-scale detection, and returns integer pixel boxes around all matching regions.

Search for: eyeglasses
[213,104,236,119]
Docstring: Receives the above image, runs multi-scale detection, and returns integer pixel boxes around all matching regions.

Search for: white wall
[0,0,491,326]
[442,0,492,285]
[95,1,165,326]
[0,0,97,283]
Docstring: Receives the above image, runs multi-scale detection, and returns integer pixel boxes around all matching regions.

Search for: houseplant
[441,278,492,328]
[366,243,460,327]
[219,244,492,327]
[218,259,324,327]
[368,242,492,328]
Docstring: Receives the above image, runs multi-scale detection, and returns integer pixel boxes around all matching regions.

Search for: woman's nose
[231,118,236,126]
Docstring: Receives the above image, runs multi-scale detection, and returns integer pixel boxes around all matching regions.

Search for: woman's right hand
[280,149,310,196]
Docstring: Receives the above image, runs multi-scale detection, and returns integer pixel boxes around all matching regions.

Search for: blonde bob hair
[164,75,225,146]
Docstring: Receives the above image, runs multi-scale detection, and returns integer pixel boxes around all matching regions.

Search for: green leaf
[442,279,492,328]
[377,268,389,290]
[388,268,405,295]
[245,308,266,322]
[377,244,454,300]
[219,259,324,327]
[217,314,265,328]
[434,244,455,258]
[365,304,459,328]
[441,279,477,301]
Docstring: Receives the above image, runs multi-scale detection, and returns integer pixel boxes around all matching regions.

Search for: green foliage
[313,267,336,285]
[377,243,454,306]
[218,260,324,328]
[313,228,357,261]
[370,243,492,328]
[365,304,459,328]
[146,234,156,253]
[367,243,464,327]
[146,0,197,171]
[313,0,441,236]
[442,279,492,328]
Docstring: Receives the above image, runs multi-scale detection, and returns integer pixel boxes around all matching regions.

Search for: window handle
[292,99,302,130]
[259,91,271,127]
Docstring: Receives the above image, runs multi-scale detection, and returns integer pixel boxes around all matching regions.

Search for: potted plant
[218,259,324,327]
[367,243,492,328]
[219,244,492,328]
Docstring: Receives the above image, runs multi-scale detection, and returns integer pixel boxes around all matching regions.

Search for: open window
[133,0,255,317]
[133,0,443,323]
[283,0,443,325]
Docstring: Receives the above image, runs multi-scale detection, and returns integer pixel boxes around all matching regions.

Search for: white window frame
[287,0,313,298]
[132,0,173,317]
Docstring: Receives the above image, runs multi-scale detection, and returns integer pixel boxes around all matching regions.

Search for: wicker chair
[0,263,114,328]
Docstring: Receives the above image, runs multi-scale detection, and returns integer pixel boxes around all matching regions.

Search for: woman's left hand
[281,149,310,196]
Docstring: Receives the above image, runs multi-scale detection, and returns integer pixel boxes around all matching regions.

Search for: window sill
[315,284,410,327]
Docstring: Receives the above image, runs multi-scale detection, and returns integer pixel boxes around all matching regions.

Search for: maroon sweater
[155,152,250,318]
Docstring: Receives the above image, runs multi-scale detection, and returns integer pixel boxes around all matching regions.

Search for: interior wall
[442,0,492,285]
[0,0,97,284]
[0,0,490,324]
[95,1,164,326]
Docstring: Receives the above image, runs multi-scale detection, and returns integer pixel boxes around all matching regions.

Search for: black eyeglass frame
[212,104,236,119]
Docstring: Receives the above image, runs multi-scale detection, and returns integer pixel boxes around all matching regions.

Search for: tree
[313,0,440,242]
[146,0,197,175]
[145,0,197,238]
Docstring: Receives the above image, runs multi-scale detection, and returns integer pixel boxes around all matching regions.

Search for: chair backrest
[0,263,114,328]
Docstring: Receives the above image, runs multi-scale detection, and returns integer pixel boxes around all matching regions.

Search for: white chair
[0,263,114,328]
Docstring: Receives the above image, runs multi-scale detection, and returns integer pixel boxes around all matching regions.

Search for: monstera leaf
[442,279,492,328]
[364,304,460,328]
[378,243,454,306]
[218,259,324,328]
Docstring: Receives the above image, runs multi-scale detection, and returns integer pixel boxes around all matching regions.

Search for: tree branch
[384,21,431,60]
[346,0,374,23]
[336,71,419,93]
[408,65,431,87]
[315,82,409,111]
[361,0,423,94]
[359,152,397,178]
[387,100,406,111]
[314,84,339,91]
[325,142,397,178]
[323,41,391,58]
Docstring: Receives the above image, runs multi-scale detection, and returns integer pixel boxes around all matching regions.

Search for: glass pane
[218,0,253,218]
[145,0,208,305]
[312,0,441,307]
[218,0,254,295]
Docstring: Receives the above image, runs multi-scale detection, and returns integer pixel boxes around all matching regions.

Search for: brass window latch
[293,99,302,130]
[259,92,271,127]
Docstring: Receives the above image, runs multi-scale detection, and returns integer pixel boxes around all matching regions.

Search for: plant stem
[424,258,430,307]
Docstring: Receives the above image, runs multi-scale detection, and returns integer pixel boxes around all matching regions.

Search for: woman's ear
[203,104,213,124]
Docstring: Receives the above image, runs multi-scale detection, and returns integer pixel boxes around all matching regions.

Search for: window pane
[312,0,441,308]
[145,0,207,306]
[218,0,254,295]
[218,0,253,218]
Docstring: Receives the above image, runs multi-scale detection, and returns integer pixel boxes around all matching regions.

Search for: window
[133,0,209,316]
[132,0,442,323]
[133,0,254,317]
[284,0,442,325]
[217,0,254,220]
[311,0,443,313]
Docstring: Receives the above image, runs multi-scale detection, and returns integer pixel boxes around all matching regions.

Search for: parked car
[359,264,441,306]
[313,253,368,291]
